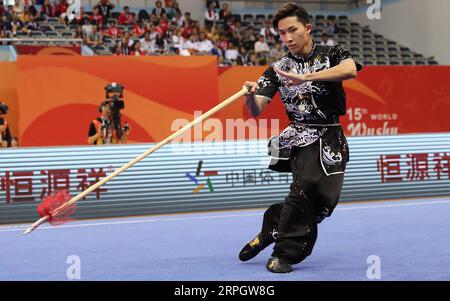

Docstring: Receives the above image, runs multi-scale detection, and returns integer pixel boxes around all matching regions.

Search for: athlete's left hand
[274,68,308,86]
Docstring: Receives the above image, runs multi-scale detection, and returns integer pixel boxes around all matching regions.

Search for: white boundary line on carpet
[0,199,449,233]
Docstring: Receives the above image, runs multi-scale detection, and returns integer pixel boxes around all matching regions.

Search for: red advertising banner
[0,56,448,147]
[15,45,81,55]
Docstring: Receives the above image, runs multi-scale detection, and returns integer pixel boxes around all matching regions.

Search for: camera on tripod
[102,83,127,140]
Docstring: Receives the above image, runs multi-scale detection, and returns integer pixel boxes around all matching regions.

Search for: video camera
[102,83,126,140]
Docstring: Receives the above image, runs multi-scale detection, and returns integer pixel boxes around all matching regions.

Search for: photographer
[0,102,11,148]
[87,101,131,145]
[88,83,131,145]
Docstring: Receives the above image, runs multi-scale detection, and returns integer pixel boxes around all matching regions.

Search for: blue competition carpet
[1,197,450,281]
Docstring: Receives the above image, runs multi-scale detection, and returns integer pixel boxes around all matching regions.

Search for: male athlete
[240,2,362,273]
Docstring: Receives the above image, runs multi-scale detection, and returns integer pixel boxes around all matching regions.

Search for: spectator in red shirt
[40,0,56,18]
[91,7,104,25]
[132,20,145,38]
[159,12,169,32]
[55,0,68,17]
[118,6,134,25]
[180,22,192,39]
[105,21,121,38]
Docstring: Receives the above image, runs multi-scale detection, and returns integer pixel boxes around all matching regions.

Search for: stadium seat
[61,31,73,38]
[255,14,266,21]
[30,30,45,37]
[45,31,58,37]
[243,14,254,22]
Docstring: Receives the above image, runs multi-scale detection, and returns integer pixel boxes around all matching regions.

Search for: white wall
[351,0,450,65]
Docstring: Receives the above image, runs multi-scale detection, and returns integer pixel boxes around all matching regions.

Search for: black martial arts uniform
[248,43,362,265]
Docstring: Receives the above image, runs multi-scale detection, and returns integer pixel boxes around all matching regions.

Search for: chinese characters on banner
[1,168,110,204]
[377,153,450,183]
[225,169,292,187]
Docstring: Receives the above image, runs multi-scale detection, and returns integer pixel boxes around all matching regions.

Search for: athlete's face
[277,16,312,54]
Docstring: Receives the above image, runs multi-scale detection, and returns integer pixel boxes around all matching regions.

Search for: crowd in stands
[1,0,436,65]
[0,0,338,65]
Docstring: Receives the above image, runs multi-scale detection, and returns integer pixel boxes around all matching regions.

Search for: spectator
[269,42,285,61]
[231,19,245,45]
[119,32,133,53]
[248,51,258,66]
[140,30,154,54]
[183,12,192,26]
[218,33,229,51]
[95,0,115,22]
[259,18,278,44]
[132,19,146,38]
[171,27,184,52]
[118,6,134,25]
[77,7,91,25]
[0,102,11,148]
[242,25,256,50]
[320,33,335,46]
[130,41,144,55]
[211,39,223,58]
[40,0,56,19]
[207,25,219,41]
[204,1,218,29]
[105,21,121,38]
[225,42,239,62]
[219,2,232,22]
[0,15,13,37]
[73,24,84,39]
[10,14,23,36]
[197,32,213,55]
[206,0,220,9]
[254,35,269,53]
[148,24,158,40]
[170,1,181,19]
[237,46,250,65]
[56,0,68,22]
[152,0,166,19]
[159,12,169,32]
[153,31,168,54]
[180,21,192,39]
[91,6,104,25]
[86,24,103,47]
[112,44,122,56]
[23,14,38,32]
[184,33,198,55]
[326,16,339,34]
[27,0,38,18]
[173,9,184,27]
[138,9,150,21]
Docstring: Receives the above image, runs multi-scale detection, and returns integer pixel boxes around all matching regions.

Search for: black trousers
[260,141,345,264]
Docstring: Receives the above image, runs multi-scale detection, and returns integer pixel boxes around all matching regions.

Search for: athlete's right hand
[243,81,259,95]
